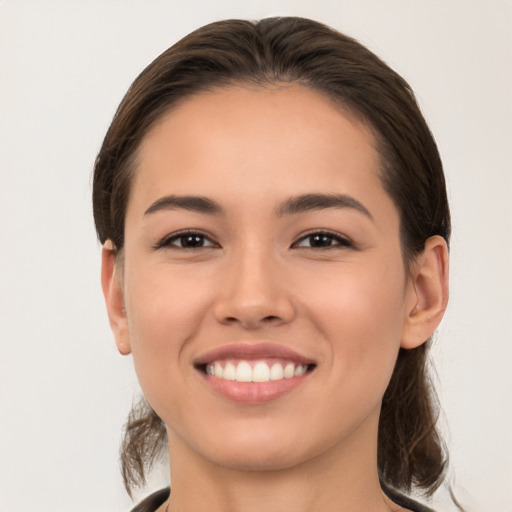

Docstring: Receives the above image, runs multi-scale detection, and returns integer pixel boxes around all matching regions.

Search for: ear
[401,236,449,349]
[101,240,131,355]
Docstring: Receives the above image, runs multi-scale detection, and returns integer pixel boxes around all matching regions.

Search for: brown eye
[156,231,218,250]
[175,234,209,248]
[294,232,352,249]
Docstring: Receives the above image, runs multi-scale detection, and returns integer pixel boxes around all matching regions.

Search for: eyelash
[153,230,219,250]
[292,230,354,250]
[154,229,354,251]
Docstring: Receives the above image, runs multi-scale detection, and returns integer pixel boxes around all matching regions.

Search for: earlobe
[401,236,449,349]
[101,241,131,355]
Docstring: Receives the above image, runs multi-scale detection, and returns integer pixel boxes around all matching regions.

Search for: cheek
[127,260,209,328]
[310,275,406,435]
[123,262,213,383]
[301,261,407,375]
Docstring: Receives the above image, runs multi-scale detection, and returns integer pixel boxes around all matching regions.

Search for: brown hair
[93,17,451,500]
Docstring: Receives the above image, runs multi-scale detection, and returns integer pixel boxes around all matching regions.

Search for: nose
[212,244,295,330]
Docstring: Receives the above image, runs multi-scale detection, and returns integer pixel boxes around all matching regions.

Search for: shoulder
[128,485,433,512]
[129,488,170,512]
[383,485,435,512]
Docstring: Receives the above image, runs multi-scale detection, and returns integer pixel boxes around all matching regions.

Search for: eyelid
[291,229,354,249]
[153,229,220,250]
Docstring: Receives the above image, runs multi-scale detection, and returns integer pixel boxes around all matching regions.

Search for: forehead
[132,85,384,200]
[143,84,372,153]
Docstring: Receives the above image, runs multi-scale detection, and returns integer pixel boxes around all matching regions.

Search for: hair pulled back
[93,17,451,498]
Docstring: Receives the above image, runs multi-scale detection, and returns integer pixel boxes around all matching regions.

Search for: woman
[93,17,453,512]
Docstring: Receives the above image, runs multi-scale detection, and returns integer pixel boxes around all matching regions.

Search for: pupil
[312,234,331,247]
[183,235,203,247]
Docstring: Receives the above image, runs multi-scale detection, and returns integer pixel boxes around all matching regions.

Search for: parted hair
[93,17,451,499]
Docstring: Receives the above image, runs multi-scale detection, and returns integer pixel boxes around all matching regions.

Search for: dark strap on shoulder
[382,484,435,512]
[130,485,433,512]
[130,487,170,512]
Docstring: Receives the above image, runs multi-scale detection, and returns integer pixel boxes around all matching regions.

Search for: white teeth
[253,362,270,382]
[205,360,309,382]
[223,362,236,380]
[283,363,295,379]
[294,365,307,377]
[235,361,252,382]
[270,362,284,380]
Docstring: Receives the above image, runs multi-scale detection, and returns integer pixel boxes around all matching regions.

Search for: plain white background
[0,1,511,511]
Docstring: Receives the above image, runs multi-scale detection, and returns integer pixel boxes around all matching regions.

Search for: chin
[205,445,306,473]
[190,423,333,473]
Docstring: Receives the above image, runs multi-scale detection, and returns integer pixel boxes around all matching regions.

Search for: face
[109,85,421,472]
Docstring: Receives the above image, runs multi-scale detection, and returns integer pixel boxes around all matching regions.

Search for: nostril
[214,298,295,328]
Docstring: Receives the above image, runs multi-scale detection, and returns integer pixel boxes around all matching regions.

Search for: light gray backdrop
[1,1,511,511]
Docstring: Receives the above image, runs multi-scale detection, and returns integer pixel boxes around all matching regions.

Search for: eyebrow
[276,193,373,220]
[144,195,223,216]
[143,193,372,220]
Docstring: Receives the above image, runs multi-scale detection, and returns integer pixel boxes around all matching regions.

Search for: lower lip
[200,372,310,404]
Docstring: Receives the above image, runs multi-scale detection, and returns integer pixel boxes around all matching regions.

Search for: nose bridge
[214,236,294,328]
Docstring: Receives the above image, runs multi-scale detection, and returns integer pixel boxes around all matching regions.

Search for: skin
[102,85,449,512]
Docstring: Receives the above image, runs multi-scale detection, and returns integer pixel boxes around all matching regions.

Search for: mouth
[194,343,316,403]
[198,359,315,383]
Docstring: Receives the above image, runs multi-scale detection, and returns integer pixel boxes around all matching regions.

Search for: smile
[195,343,316,403]
[205,359,310,383]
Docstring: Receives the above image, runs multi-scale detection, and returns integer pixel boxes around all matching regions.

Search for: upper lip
[193,342,316,366]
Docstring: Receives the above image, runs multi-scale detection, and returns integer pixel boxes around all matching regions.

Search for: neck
[164,412,397,512]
